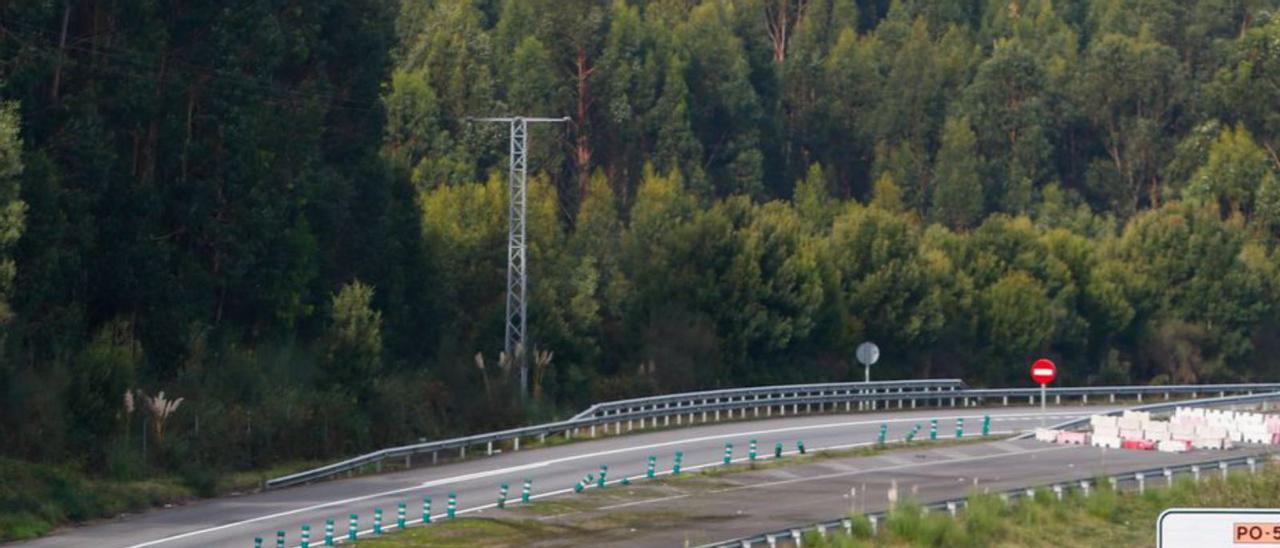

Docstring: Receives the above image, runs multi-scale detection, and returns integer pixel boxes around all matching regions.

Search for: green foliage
[6,1,1280,534]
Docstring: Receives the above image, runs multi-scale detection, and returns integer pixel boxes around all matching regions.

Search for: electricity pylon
[469,116,569,399]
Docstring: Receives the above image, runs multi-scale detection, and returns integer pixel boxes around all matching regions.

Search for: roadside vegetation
[0,457,319,542]
[4,0,1280,541]
[810,462,1280,547]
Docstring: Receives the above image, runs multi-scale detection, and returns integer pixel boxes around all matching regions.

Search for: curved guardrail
[265,380,1280,489]
[704,452,1276,548]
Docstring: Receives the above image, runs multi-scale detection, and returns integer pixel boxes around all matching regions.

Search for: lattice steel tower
[470,116,569,398]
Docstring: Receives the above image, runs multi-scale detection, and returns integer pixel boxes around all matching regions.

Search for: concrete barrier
[1157,440,1190,453]
[1035,428,1060,442]
[1091,435,1121,449]
[1056,431,1089,445]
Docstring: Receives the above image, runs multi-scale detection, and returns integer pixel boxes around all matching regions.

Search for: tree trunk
[51,2,72,101]
[574,47,594,202]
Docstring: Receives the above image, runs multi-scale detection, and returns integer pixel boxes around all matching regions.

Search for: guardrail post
[522,479,532,502]
[598,465,608,487]
[947,501,957,516]
[1192,465,1200,483]
[498,483,509,508]
[666,413,671,426]
[423,496,432,523]
[1110,393,1115,403]
[447,492,457,519]
[791,529,803,546]
[930,419,938,440]
[1220,461,1229,481]
[702,410,708,422]
[749,439,758,461]
[398,502,407,528]
[628,418,634,431]
[868,515,878,534]
[373,507,382,536]
[1083,394,1088,404]
[1002,395,1008,406]
[765,533,776,548]
[460,445,466,459]
[590,424,596,437]
[842,518,853,535]
[276,530,285,548]
[1137,393,1143,402]
[324,519,334,546]
[1249,457,1258,475]
[487,441,493,456]
[724,442,733,465]
[1136,473,1145,494]
[1079,480,1091,497]
[674,451,683,475]
[348,514,357,541]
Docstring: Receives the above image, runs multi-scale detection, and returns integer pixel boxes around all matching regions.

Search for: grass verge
[0,457,322,542]
[808,461,1280,547]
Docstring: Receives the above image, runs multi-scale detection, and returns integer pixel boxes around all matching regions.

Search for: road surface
[17,406,1116,547]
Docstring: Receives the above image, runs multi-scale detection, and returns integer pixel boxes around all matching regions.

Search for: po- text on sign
[1160,509,1280,547]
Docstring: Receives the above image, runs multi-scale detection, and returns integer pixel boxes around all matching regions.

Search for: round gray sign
[856,342,880,366]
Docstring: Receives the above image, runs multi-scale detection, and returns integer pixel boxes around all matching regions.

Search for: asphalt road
[16,406,1119,547]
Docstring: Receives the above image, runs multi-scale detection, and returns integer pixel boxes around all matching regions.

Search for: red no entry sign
[1031,358,1057,384]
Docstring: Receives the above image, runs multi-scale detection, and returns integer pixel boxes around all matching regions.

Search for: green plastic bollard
[447,492,457,519]
[254,537,263,548]
[723,442,733,465]
[423,496,432,523]
[930,419,938,440]
[373,508,382,536]
[301,524,310,548]
[673,451,683,475]
[775,441,783,458]
[878,424,887,445]
[906,424,920,442]
[498,483,509,509]
[620,476,631,485]
[324,518,334,546]
[348,514,358,541]
[275,531,285,548]
[749,439,757,461]
[982,415,991,436]
[398,501,406,528]
[522,479,532,503]
[647,455,656,478]
[797,440,806,455]
[597,465,608,488]
[956,417,964,439]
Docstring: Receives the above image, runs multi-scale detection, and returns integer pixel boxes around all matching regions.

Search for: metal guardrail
[266,381,1280,489]
[570,379,968,420]
[707,452,1277,548]
[1011,389,1280,440]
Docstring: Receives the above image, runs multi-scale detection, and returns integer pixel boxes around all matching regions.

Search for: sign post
[1030,358,1057,426]
[856,342,879,411]
[856,342,880,383]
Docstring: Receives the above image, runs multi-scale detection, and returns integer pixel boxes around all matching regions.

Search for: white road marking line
[125,411,1096,547]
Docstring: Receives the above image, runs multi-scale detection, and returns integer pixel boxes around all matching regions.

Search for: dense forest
[1,0,1280,487]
